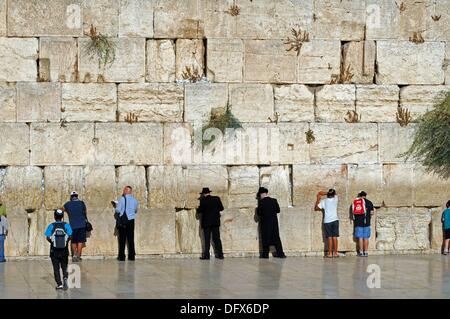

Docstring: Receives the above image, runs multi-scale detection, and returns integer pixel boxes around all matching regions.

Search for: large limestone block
[119,0,154,37]
[298,40,341,84]
[425,0,450,41]
[378,123,417,163]
[0,0,5,36]
[274,85,314,122]
[175,39,204,80]
[207,39,243,83]
[356,85,399,123]
[39,37,78,82]
[3,166,43,211]
[376,41,445,84]
[221,209,259,252]
[400,85,450,119]
[0,38,38,82]
[147,165,186,209]
[3,216,28,257]
[116,166,147,209]
[382,164,414,207]
[175,209,202,254]
[376,207,431,251]
[228,166,259,209]
[229,84,274,123]
[44,166,84,209]
[315,85,356,122]
[79,37,145,82]
[154,0,204,38]
[84,166,116,209]
[62,83,116,122]
[260,166,291,208]
[118,83,183,123]
[398,0,427,40]
[430,207,445,250]
[184,83,228,123]
[146,40,175,82]
[365,0,399,40]
[83,0,119,36]
[136,209,176,254]
[0,124,29,165]
[94,123,163,165]
[17,83,61,122]
[293,164,348,210]
[82,209,117,256]
[244,40,297,83]
[342,41,376,84]
[278,207,311,252]
[278,123,310,164]
[347,164,383,207]
[309,123,378,164]
[446,44,450,85]
[0,83,16,122]
[163,123,198,165]
[7,0,82,36]
[185,165,228,209]
[413,167,450,207]
[30,123,95,165]
[199,0,236,38]
[312,0,366,40]
[28,210,55,256]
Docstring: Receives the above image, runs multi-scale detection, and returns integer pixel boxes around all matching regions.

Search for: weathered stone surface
[175,209,202,254]
[207,39,243,83]
[17,83,61,122]
[175,39,204,80]
[398,0,427,40]
[413,167,450,207]
[0,124,29,165]
[199,0,236,38]
[79,37,145,82]
[4,216,28,257]
[445,44,450,85]
[30,123,94,165]
[39,37,78,82]
[146,40,175,82]
[260,166,291,208]
[119,0,154,37]
[313,0,366,40]
[279,207,311,252]
[94,123,163,165]
[309,123,378,164]
[229,84,274,123]
[0,38,38,82]
[0,83,16,122]
[382,164,414,207]
[376,41,445,85]
[82,209,117,256]
[83,0,119,36]
[184,83,228,123]
[347,164,383,207]
[62,83,116,122]
[147,165,186,209]
[221,209,259,252]
[7,0,82,36]
[44,166,84,209]
[298,40,341,84]
[185,165,228,208]
[118,83,183,122]
[84,166,116,209]
[277,123,310,164]
[356,85,399,122]
[376,207,431,250]
[315,85,356,122]
[116,166,147,209]
[136,209,176,254]
[400,85,450,119]
[378,123,417,163]
[0,0,5,36]
[274,85,314,122]
[28,210,54,256]
[3,166,43,211]
[163,123,198,165]
[228,166,259,209]
[244,40,297,83]
[342,41,376,84]
[430,207,445,250]
[425,0,450,41]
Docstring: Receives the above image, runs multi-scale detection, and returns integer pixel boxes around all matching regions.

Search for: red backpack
[353,198,366,215]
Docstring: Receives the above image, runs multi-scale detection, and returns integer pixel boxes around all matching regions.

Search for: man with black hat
[197,187,224,260]
[256,187,286,259]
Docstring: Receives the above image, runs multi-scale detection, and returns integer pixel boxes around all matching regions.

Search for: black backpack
[51,222,69,249]
[116,195,129,227]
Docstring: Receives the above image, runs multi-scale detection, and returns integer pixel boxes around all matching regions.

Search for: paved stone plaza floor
[0,254,449,299]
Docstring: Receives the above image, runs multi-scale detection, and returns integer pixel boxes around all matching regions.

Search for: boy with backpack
[352,191,375,257]
[441,200,450,255]
[44,209,73,290]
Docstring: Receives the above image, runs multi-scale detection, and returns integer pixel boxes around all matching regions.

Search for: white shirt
[318,196,339,223]
[0,216,8,235]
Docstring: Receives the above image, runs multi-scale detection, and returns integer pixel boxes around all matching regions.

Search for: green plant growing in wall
[396,106,412,127]
[202,109,242,147]
[83,24,116,72]
[284,27,310,56]
[305,129,315,144]
[401,91,450,178]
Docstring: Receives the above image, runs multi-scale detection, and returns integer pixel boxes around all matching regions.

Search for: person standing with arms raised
[115,186,138,261]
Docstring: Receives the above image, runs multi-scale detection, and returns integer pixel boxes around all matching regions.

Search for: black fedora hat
[200,187,212,194]
[257,187,269,196]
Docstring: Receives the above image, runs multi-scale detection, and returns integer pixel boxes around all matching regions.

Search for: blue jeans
[0,234,5,261]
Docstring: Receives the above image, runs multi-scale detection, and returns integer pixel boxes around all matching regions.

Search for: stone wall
[0,0,449,257]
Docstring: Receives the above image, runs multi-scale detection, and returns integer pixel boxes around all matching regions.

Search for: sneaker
[199,256,210,260]
[357,252,364,257]
[442,251,448,255]
[72,256,78,262]
[364,252,369,257]
[55,285,63,290]
[63,278,68,291]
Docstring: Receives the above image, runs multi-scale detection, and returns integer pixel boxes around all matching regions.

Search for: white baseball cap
[70,191,78,196]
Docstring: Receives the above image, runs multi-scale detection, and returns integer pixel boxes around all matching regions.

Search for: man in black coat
[197,187,224,260]
[256,187,286,259]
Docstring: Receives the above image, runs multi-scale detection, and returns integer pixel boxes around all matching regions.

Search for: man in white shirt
[314,189,339,258]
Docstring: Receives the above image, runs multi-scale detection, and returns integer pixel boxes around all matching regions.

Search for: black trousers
[202,226,223,258]
[261,236,285,257]
[51,252,68,286]
[118,219,135,260]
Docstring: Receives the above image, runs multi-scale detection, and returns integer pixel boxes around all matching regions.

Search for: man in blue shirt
[63,191,87,262]
[44,209,72,290]
[441,200,450,255]
[114,186,139,261]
